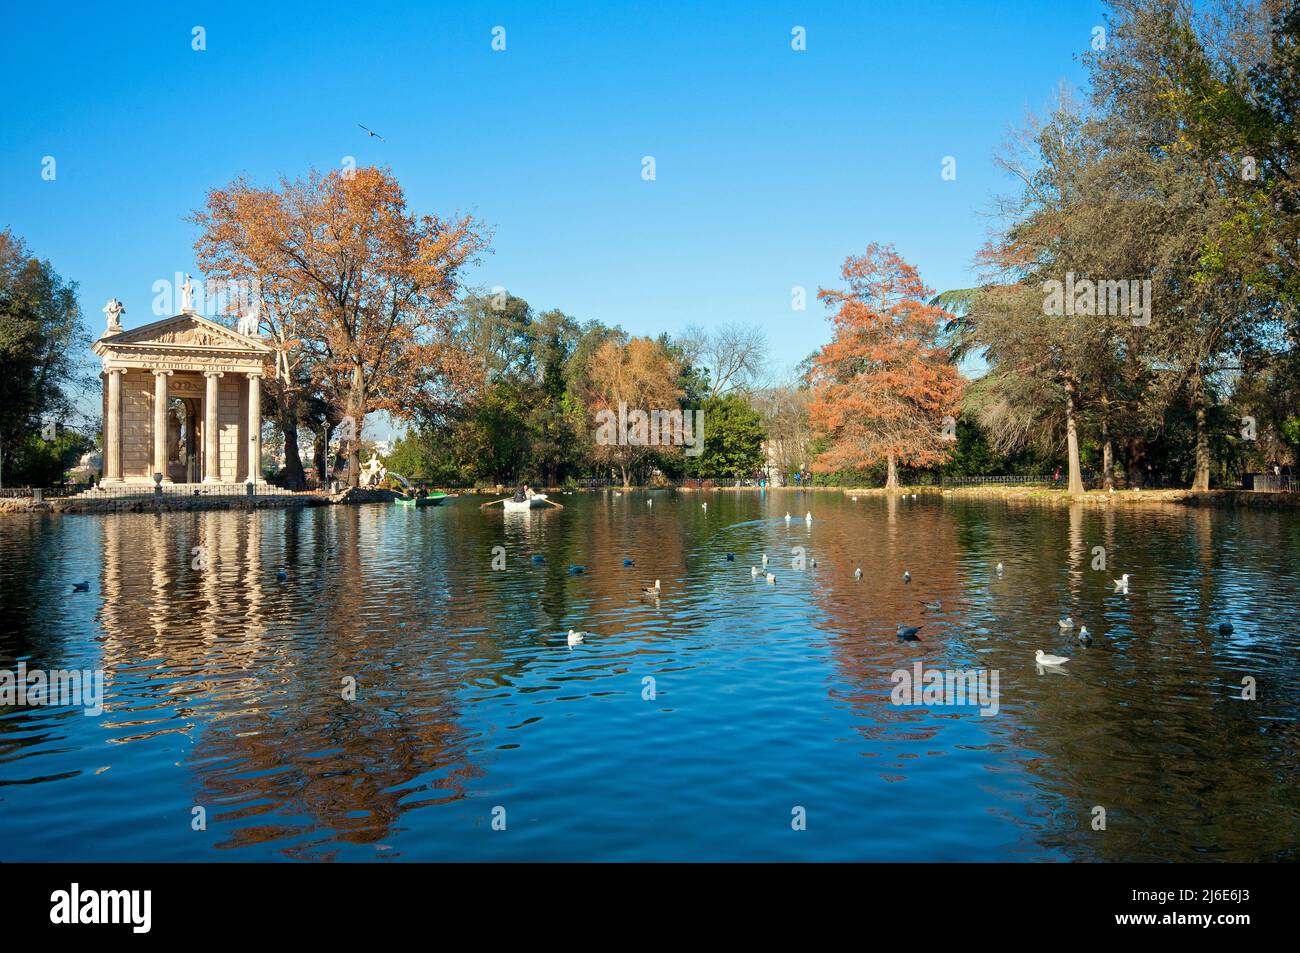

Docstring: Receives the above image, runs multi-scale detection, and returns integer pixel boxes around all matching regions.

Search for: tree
[678,322,769,396]
[582,335,684,488]
[0,230,91,487]
[807,245,964,490]
[684,394,766,478]
[191,167,488,486]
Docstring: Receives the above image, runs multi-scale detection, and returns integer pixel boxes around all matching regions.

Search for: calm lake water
[1,491,1297,861]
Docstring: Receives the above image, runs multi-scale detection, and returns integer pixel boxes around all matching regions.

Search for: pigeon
[896,624,922,642]
[567,629,585,648]
[1058,616,1074,629]
[70,581,90,593]
[358,123,385,141]
[1113,573,1130,593]
[854,568,863,580]
[1035,650,1070,666]
[1078,626,1092,646]
[903,571,912,584]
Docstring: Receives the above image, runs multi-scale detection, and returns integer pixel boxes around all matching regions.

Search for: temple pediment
[94,313,274,356]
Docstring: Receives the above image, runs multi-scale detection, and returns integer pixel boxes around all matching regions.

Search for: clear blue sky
[1,0,1101,386]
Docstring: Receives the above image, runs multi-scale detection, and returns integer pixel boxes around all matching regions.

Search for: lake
[1,491,1296,861]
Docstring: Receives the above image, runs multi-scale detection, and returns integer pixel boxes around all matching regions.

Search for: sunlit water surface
[1,491,1297,861]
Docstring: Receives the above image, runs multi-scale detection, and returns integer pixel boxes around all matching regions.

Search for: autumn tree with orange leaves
[808,245,964,489]
[193,167,488,486]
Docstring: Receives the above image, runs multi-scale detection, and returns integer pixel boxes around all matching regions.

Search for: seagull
[761,553,768,567]
[1058,616,1074,629]
[996,562,1004,576]
[851,496,858,502]
[70,581,90,592]
[567,629,585,648]
[647,499,653,506]
[358,123,385,141]
[641,579,661,597]
[810,557,817,568]
[1035,649,1070,666]
[765,572,776,584]
[896,624,922,642]
[702,502,707,510]
[751,566,760,578]
[903,571,912,584]
[785,512,792,522]
[1113,573,1130,593]
[1078,626,1092,646]
[805,512,812,523]
[919,599,941,611]
[854,568,863,580]
[911,493,917,500]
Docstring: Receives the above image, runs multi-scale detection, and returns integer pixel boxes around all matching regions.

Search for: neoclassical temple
[93,295,275,485]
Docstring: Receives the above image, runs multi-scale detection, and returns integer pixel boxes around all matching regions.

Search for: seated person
[512,486,526,503]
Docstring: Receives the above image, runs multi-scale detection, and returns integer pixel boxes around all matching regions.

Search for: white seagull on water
[1035,650,1070,666]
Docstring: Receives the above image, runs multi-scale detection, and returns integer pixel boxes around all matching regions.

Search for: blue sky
[1,0,1102,388]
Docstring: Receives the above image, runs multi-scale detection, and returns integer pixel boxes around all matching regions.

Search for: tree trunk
[886,452,898,491]
[1064,377,1084,495]
[1193,400,1212,491]
[277,391,306,490]
[315,423,332,485]
[1101,408,1113,492]
[1127,435,1146,488]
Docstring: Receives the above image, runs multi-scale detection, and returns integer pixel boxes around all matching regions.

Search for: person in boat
[523,483,535,500]
[512,485,527,503]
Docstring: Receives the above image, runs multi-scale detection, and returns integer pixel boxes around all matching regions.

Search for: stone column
[105,369,123,482]
[152,370,173,483]
[245,373,262,483]
[203,371,223,483]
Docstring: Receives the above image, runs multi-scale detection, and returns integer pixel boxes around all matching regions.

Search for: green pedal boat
[394,493,450,507]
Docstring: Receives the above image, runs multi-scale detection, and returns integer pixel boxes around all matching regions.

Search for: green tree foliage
[0,229,91,487]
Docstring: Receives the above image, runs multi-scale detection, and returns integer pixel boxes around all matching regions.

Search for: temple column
[203,371,223,483]
[152,370,173,483]
[105,369,123,483]
[245,372,262,483]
